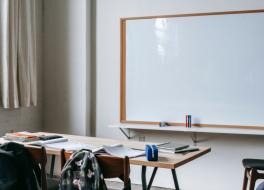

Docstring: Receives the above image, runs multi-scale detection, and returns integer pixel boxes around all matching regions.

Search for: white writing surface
[125,12,264,126]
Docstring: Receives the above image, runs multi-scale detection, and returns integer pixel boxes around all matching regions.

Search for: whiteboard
[122,10,264,128]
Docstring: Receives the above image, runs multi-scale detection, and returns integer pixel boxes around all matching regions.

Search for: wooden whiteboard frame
[120,9,264,130]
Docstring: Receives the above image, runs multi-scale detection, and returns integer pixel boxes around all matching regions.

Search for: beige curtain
[0,0,38,109]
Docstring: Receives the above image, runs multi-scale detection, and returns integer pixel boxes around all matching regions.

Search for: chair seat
[243,159,264,170]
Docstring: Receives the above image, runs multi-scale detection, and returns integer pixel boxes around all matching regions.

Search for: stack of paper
[3,131,39,142]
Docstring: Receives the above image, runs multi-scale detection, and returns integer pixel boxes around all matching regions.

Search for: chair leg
[248,169,257,190]
[242,168,249,190]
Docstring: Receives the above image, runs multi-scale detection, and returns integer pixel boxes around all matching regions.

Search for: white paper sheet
[102,144,145,158]
[44,141,96,151]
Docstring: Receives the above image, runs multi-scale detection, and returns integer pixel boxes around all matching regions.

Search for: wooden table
[0,132,211,190]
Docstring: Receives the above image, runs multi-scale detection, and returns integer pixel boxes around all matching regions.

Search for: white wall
[43,0,89,135]
[0,107,42,136]
[95,0,264,189]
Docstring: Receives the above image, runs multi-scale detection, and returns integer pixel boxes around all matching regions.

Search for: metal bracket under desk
[119,128,133,139]
[119,126,200,146]
[191,132,198,146]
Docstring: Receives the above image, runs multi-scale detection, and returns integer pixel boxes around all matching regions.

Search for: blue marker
[188,115,192,128]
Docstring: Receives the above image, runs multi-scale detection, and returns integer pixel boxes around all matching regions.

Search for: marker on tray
[188,115,192,128]
[159,122,169,127]
[186,115,188,128]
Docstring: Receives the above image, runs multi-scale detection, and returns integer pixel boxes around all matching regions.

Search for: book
[29,137,68,146]
[39,135,63,141]
[159,146,199,154]
[157,142,189,151]
[174,146,199,153]
[3,131,40,142]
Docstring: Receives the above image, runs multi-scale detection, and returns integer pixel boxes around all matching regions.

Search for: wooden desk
[0,132,211,190]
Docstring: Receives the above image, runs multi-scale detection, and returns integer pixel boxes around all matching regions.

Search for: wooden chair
[27,148,65,190]
[97,154,130,188]
[62,150,131,189]
[242,158,264,190]
[26,145,48,190]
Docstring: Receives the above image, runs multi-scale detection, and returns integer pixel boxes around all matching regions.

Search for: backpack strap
[0,148,16,158]
[60,150,90,189]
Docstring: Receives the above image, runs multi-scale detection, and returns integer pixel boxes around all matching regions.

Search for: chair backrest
[62,150,130,188]
[26,145,48,190]
[97,155,130,186]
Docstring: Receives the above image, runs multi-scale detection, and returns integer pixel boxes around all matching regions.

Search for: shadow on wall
[43,0,87,135]
[90,0,97,137]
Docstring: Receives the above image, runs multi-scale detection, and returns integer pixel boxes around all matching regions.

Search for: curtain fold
[0,0,38,109]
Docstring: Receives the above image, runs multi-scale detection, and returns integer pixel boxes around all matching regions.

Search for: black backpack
[0,142,41,190]
[59,149,108,190]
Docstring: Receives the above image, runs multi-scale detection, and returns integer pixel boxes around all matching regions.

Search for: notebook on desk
[102,144,145,158]
[157,142,189,151]
[3,131,40,142]
[159,146,199,154]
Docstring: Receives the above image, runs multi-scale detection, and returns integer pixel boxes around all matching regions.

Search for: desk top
[0,132,211,169]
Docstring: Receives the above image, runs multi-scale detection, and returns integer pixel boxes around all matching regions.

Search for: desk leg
[142,166,147,190]
[147,167,158,189]
[141,166,158,190]
[49,155,56,178]
[171,169,180,190]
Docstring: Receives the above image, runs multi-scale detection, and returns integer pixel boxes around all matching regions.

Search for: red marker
[186,115,188,128]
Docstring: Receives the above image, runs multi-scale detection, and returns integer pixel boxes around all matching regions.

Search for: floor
[106,180,173,190]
